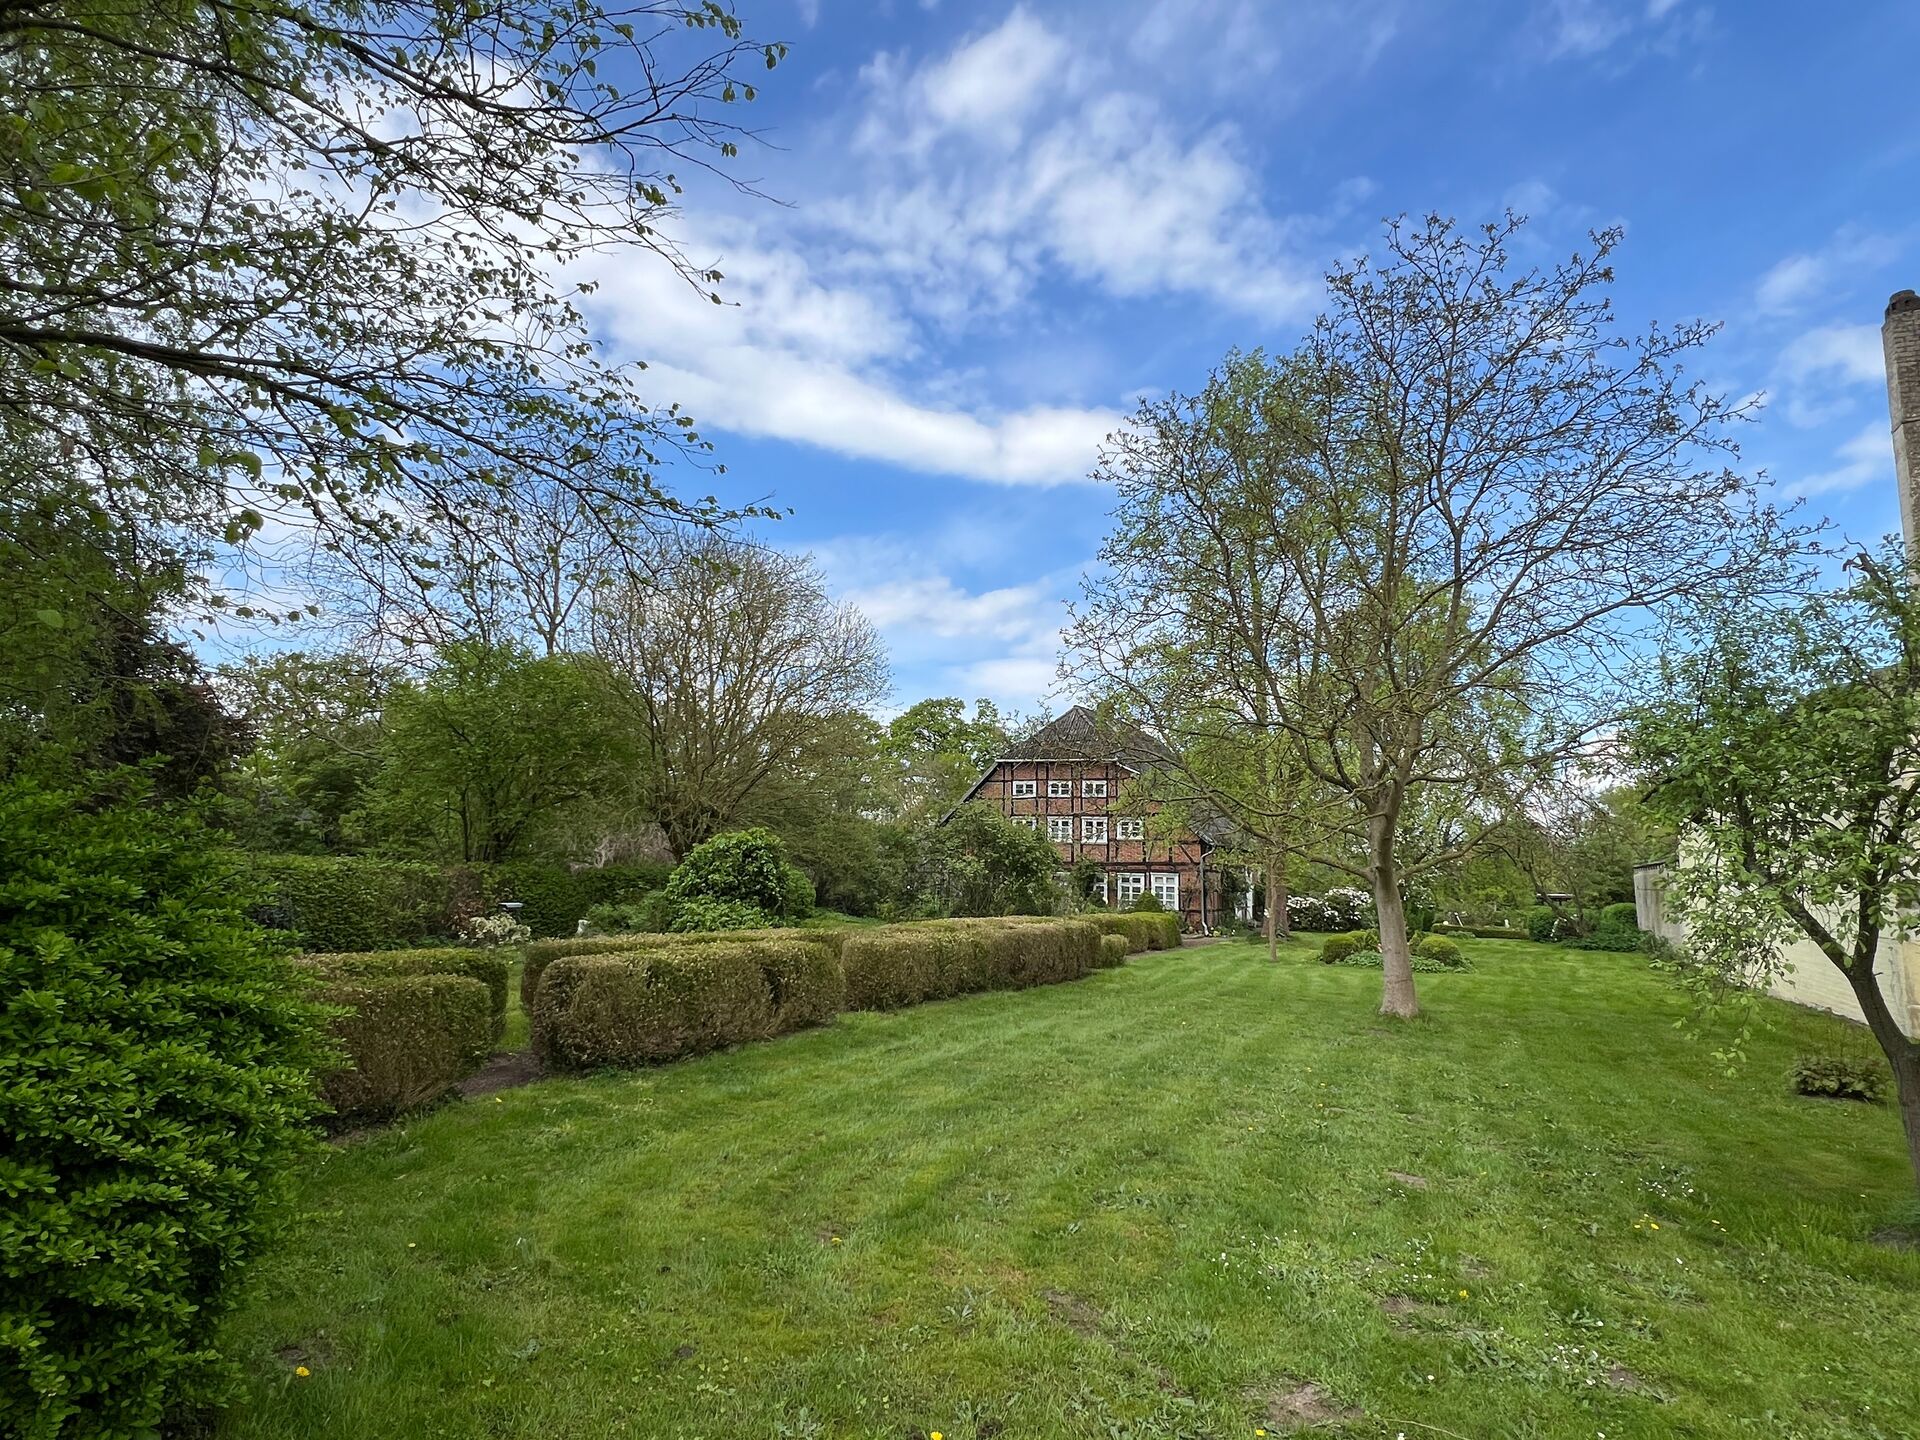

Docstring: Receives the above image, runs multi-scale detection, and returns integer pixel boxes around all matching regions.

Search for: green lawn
[218,938,1920,1439]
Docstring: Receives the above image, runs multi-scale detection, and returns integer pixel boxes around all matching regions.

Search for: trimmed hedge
[840,918,1101,1011]
[314,974,491,1123]
[301,947,510,1039]
[522,925,852,1012]
[535,939,842,1069]
[1433,923,1527,940]
[1088,912,1182,953]
[1097,933,1131,968]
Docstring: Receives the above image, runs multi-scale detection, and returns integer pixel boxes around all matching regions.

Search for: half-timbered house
[944,706,1227,932]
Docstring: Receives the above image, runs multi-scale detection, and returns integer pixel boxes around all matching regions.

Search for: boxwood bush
[0,776,328,1439]
[1318,929,1380,964]
[1088,912,1181,953]
[300,947,510,1040]
[313,974,492,1122]
[244,852,451,952]
[839,919,1099,1011]
[1097,933,1132,968]
[522,926,852,1012]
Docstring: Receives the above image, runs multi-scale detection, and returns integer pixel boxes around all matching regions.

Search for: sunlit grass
[220,936,1920,1439]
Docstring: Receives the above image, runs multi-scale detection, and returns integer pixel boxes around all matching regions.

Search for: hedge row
[1087,913,1182,953]
[534,939,844,1068]
[533,918,1105,1072]
[522,926,852,1012]
[299,947,510,1039]
[311,975,491,1123]
[244,853,670,950]
[1433,923,1528,940]
[1097,933,1132,967]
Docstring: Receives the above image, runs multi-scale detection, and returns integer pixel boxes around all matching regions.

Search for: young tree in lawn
[1068,216,1803,1017]
[1629,544,1920,1190]
[589,534,889,858]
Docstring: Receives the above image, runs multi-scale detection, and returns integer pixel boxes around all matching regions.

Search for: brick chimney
[1886,289,1920,548]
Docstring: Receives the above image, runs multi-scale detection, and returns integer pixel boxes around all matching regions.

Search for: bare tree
[1068,216,1809,1017]
[590,535,889,858]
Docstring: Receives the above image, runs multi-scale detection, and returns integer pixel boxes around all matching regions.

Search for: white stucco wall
[1635,862,1919,1038]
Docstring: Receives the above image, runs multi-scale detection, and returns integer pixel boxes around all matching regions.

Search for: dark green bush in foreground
[1790,1054,1889,1103]
[313,975,492,1122]
[0,777,328,1439]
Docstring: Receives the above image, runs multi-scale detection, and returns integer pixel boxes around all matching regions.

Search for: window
[1116,872,1146,904]
[1082,816,1107,843]
[1047,780,1072,797]
[1013,815,1037,829]
[1150,872,1180,909]
[1081,779,1107,797]
[1011,780,1036,798]
[1047,817,1072,842]
[1115,817,1145,840]
[1094,876,1109,903]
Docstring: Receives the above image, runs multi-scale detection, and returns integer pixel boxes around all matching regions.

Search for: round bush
[1411,933,1465,968]
[1097,933,1131,967]
[0,776,328,1438]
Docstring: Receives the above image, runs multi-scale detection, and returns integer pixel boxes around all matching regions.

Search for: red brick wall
[965,759,1225,931]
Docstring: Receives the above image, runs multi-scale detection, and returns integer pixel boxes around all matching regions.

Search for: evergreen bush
[1097,933,1132,967]
[314,974,491,1121]
[0,777,327,1438]
[299,947,510,1040]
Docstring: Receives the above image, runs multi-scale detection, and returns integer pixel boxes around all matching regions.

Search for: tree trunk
[1844,965,1920,1192]
[1272,851,1292,943]
[1263,857,1279,964]
[1369,812,1419,1019]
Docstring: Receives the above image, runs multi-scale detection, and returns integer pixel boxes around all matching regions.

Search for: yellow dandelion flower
[1649,1222,1660,1231]
[1457,1289,1469,1299]
[295,1366,311,1378]
[932,1431,943,1439]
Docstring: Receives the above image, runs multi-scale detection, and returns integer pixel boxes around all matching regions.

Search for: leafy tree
[219,652,393,851]
[881,697,1016,818]
[1,484,243,795]
[1068,217,1804,1017]
[370,641,634,863]
[1629,544,1920,1190]
[2,0,784,611]
[914,803,1063,917]
[590,534,889,857]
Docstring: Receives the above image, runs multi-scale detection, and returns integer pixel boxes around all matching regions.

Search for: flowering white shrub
[460,911,532,948]
[1320,886,1376,930]
[1284,894,1341,931]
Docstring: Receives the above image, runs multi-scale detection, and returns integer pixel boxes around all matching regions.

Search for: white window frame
[1047,816,1073,843]
[1149,872,1180,909]
[1047,779,1072,797]
[1116,872,1146,904]
[1094,876,1109,903]
[1011,780,1036,798]
[1115,817,1145,840]
[1082,779,1108,797]
[1082,816,1108,843]
[1013,815,1037,829]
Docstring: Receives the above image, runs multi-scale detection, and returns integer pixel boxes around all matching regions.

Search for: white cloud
[841,575,1055,642]
[1790,422,1891,499]
[1775,322,1885,427]
[1754,228,1901,316]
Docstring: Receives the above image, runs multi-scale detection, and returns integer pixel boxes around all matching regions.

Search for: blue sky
[580,0,1920,712]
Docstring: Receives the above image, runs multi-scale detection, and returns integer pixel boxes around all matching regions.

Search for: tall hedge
[0,777,328,1439]
[313,974,492,1122]
[300,947,510,1040]
[244,853,670,950]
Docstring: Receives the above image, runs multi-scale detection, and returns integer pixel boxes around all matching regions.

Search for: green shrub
[299,947,510,1040]
[1127,891,1167,913]
[839,919,1098,1010]
[1525,905,1558,942]
[1324,947,1469,975]
[669,895,775,933]
[487,860,669,939]
[759,941,845,1035]
[662,828,812,927]
[536,945,787,1069]
[1318,929,1379,964]
[1596,901,1642,936]
[1089,913,1181,952]
[1434,922,1526,939]
[1097,933,1131,968]
[315,974,491,1121]
[1411,933,1465,969]
[244,851,451,951]
[0,776,328,1438]
[1790,1054,1889,1103]
[840,926,948,1009]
